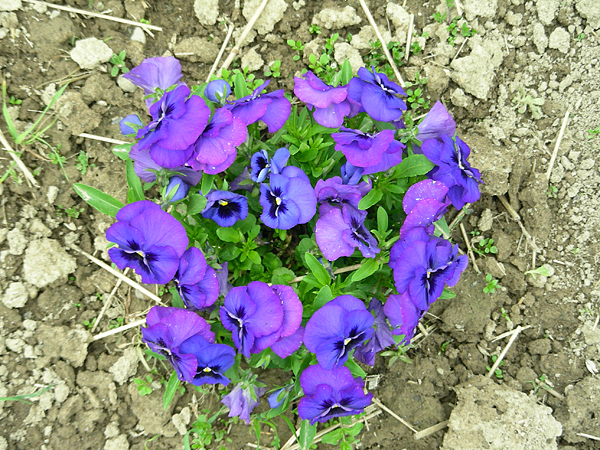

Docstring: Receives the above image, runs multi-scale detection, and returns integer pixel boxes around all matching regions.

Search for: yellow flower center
[203,367,212,373]
[275,197,282,205]
[219,200,229,206]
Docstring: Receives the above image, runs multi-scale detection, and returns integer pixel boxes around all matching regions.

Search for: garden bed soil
[1,0,600,449]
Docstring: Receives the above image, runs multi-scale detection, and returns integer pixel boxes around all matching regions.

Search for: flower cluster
[88,55,485,432]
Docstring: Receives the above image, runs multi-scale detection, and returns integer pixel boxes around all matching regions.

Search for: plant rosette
[75,56,482,440]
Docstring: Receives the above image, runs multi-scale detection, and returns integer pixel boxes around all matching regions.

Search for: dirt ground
[1,0,599,449]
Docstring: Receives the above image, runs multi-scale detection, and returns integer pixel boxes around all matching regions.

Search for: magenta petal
[403,179,449,214]
[129,208,188,257]
[315,209,355,261]
[271,285,303,337]
[271,326,304,358]
[245,281,284,337]
[313,101,351,128]
[260,95,291,132]
[177,247,207,286]
[115,200,162,222]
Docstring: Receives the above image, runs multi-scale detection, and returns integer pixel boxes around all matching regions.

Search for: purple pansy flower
[392,235,468,311]
[189,108,247,169]
[315,205,379,261]
[249,285,303,358]
[222,383,267,425]
[354,298,396,366]
[128,145,203,185]
[226,80,291,133]
[271,326,305,359]
[178,335,236,386]
[362,139,405,175]
[298,364,373,425]
[340,162,364,186]
[141,306,214,382]
[220,281,284,358]
[250,147,290,182]
[383,292,423,345]
[205,80,231,103]
[293,71,352,128]
[202,190,248,227]
[119,114,144,136]
[304,295,374,370]
[314,176,370,215]
[399,179,450,237]
[416,100,456,143]
[165,176,190,203]
[136,85,211,168]
[259,166,317,230]
[347,67,407,122]
[332,127,397,168]
[421,134,482,210]
[174,247,219,311]
[123,56,183,105]
[106,201,188,284]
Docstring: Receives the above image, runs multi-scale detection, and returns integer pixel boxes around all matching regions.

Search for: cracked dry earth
[1,0,600,449]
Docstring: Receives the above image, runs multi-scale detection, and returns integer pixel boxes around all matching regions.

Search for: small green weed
[83,317,96,329]
[500,307,511,323]
[486,355,504,379]
[185,408,229,450]
[8,95,21,105]
[588,126,600,138]
[57,205,84,219]
[264,60,281,78]
[321,417,364,449]
[307,33,340,83]
[575,33,585,42]
[473,237,498,256]
[110,51,129,77]
[309,24,321,35]
[363,40,405,79]
[483,274,499,294]
[109,317,124,329]
[433,12,446,23]
[76,150,94,175]
[438,339,452,355]
[381,343,413,367]
[524,264,551,279]
[133,375,154,396]
[286,39,304,61]
[512,88,544,119]
[546,185,558,198]
[448,18,477,45]
[404,71,429,112]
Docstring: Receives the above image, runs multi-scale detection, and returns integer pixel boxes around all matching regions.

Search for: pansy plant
[74,56,484,439]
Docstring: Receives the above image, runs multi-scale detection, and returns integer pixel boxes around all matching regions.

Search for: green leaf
[271,268,295,285]
[169,287,185,308]
[112,143,132,160]
[358,188,383,210]
[163,371,179,410]
[233,72,250,98]
[345,358,366,378]
[73,183,124,218]
[201,174,215,196]
[216,227,240,243]
[439,288,456,299]
[298,420,316,450]
[339,59,354,85]
[312,285,333,311]
[321,429,343,445]
[351,259,379,282]
[433,216,450,238]
[186,193,207,215]
[247,250,261,265]
[126,160,144,203]
[394,154,434,178]
[377,206,388,235]
[304,253,330,286]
